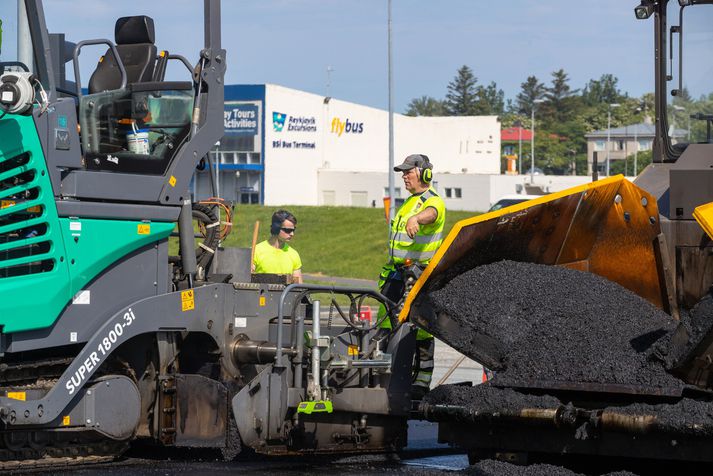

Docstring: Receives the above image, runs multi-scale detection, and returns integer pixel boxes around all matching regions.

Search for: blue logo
[273,112,286,132]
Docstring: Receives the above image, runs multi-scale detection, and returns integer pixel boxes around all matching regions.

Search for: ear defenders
[270,211,288,235]
[417,154,433,183]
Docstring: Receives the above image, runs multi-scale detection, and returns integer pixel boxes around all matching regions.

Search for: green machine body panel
[0,114,174,333]
[58,217,174,300]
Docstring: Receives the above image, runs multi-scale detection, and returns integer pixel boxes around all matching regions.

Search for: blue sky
[42,0,653,112]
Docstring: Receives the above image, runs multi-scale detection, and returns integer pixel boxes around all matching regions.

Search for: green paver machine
[0,1,419,468]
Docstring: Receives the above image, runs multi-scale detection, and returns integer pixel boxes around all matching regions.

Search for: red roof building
[501,126,532,142]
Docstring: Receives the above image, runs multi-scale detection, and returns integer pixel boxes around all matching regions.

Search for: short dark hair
[271,209,297,235]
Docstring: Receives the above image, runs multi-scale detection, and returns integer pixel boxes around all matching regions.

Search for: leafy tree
[673,86,693,104]
[582,73,624,106]
[516,76,547,116]
[405,96,446,116]
[610,150,653,176]
[639,92,655,118]
[444,65,479,115]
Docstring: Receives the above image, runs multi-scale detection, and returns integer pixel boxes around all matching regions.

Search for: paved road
[432,340,483,387]
[50,422,467,475]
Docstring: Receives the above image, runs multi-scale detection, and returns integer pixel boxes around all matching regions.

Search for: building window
[503,145,515,155]
[616,140,625,151]
[638,139,652,151]
[454,188,462,198]
[350,191,368,207]
[444,188,452,198]
[594,141,605,151]
[323,190,336,206]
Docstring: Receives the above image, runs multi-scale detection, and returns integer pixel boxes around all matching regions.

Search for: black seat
[88,16,157,94]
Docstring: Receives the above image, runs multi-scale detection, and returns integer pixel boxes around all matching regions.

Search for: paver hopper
[402,175,676,371]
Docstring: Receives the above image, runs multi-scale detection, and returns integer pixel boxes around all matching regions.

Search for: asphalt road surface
[25,421,467,476]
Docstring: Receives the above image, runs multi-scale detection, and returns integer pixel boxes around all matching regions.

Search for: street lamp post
[531,99,545,183]
[673,105,691,142]
[326,66,334,97]
[634,106,641,175]
[606,103,620,177]
[624,124,628,177]
[514,120,523,174]
[387,0,395,222]
[633,125,638,175]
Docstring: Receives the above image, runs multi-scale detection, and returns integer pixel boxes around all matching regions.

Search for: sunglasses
[280,227,296,234]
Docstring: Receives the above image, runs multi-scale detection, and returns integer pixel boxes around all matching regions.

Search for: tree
[582,73,624,106]
[545,69,579,123]
[515,76,547,116]
[405,96,446,116]
[477,81,505,115]
[444,65,479,115]
[610,150,653,176]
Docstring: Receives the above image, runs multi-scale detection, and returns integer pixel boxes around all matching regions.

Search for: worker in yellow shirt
[253,210,303,283]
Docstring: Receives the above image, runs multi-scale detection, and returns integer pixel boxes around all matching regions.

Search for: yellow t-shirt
[253,240,302,275]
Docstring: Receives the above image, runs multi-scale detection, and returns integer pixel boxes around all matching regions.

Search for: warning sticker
[259,296,266,307]
[137,223,151,235]
[181,290,195,312]
[7,392,26,401]
[169,176,177,187]
[63,415,71,426]
[348,345,359,357]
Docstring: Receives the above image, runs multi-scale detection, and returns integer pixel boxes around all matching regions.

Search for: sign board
[224,104,259,135]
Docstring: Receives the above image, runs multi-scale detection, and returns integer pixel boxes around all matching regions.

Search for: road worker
[253,209,303,284]
[379,154,446,400]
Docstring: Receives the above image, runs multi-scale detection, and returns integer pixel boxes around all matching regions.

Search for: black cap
[394,154,431,172]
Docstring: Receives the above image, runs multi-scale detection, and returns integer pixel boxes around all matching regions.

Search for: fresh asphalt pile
[463,460,639,476]
[424,382,561,412]
[422,259,713,472]
[426,260,684,390]
[653,295,713,372]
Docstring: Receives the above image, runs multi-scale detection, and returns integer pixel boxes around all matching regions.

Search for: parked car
[488,194,541,212]
[525,167,544,176]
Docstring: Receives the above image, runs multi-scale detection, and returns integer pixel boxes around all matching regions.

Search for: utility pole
[531,99,545,183]
[387,0,395,222]
[514,120,523,174]
[326,66,334,97]
[606,103,620,177]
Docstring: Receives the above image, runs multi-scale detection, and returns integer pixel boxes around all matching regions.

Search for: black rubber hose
[192,203,220,270]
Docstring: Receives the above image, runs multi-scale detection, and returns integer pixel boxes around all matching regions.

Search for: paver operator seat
[74,14,194,176]
[88,15,157,93]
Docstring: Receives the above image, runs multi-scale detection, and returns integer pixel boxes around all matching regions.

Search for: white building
[194,84,502,211]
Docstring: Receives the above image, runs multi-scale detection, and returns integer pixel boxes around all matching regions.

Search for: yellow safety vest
[388,187,445,266]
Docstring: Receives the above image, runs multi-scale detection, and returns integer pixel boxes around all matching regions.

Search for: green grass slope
[220,205,479,280]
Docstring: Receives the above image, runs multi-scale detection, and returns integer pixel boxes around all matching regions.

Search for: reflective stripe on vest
[392,249,436,261]
[392,232,444,244]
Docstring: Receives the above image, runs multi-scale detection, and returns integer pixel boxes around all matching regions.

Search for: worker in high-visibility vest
[379,154,445,400]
